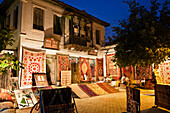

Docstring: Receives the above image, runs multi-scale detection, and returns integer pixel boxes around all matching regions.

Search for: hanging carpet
[21,47,46,88]
[136,65,152,80]
[122,66,134,80]
[79,57,90,81]
[105,54,120,80]
[56,54,69,81]
[96,58,104,77]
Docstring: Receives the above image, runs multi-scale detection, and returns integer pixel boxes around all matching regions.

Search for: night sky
[0,0,168,40]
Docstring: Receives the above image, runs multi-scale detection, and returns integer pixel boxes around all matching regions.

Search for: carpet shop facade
[0,0,170,90]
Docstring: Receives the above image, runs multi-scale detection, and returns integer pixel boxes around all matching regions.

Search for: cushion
[0,101,14,112]
[0,92,14,102]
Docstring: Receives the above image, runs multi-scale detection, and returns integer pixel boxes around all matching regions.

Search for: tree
[111,0,170,67]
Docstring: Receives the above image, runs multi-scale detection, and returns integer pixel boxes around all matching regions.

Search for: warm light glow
[71,47,74,50]
[94,49,98,52]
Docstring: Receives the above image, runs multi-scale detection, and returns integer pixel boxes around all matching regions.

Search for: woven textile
[86,84,108,95]
[122,66,134,80]
[136,65,152,80]
[21,47,46,88]
[96,83,112,93]
[69,84,89,98]
[56,54,69,80]
[78,84,98,97]
[159,59,170,84]
[102,82,119,93]
[105,54,120,80]
[96,58,103,77]
[79,57,90,81]
[0,102,14,112]
[89,59,96,77]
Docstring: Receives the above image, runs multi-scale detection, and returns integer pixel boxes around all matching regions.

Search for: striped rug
[78,84,98,97]
[97,83,113,93]
[69,84,90,99]
[86,84,108,95]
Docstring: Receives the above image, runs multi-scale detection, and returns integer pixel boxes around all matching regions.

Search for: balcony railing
[69,35,87,46]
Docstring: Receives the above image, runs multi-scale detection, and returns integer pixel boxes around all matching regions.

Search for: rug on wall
[105,54,120,80]
[136,65,152,80]
[122,66,134,80]
[96,58,104,78]
[89,59,96,78]
[159,59,170,84]
[79,57,90,81]
[56,54,69,81]
[21,47,46,88]
[86,83,108,95]
[78,84,98,97]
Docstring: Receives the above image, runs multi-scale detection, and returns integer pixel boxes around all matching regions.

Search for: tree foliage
[111,0,170,67]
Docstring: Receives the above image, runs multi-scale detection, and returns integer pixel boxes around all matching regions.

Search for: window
[53,15,62,35]
[13,6,18,29]
[96,30,100,45]
[33,7,44,31]
[6,14,10,27]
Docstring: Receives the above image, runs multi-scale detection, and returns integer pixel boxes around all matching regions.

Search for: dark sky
[0,0,168,40]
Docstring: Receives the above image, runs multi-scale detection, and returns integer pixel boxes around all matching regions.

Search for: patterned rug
[56,54,69,81]
[105,54,120,80]
[159,59,170,84]
[69,84,90,98]
[79,57,90,81]
[21,47,46,88]
[97,83,113,93]
[96,58,103,78]
[78,84,98,97]
[86,84,108,95]
[122,66,134,80]
[136,65,152,80]
[102,82,119,93]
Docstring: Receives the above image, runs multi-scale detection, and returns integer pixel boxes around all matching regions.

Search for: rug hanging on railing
[96,58,103,77]
[21,47,46,88]
[56,54,69,81]
[79,57,90,81]
[105,54,120,80]
[136,65,152,80]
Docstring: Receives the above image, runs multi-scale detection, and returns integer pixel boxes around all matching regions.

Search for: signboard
[44,37,59,50]
[61,71,71,86]
[88,49,97,56]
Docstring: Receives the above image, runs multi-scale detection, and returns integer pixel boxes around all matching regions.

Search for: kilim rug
[122,66,134,80]
[56,54,69,81]
[96,58,104,78]
[105,54,120,80]
[79,57,90,81]
[136,65,152,80]
[96,83,113,93]
[159,59,170,84]
[102,82,119,93]
[89,59,96,77]
[21,47,46,88]
[78,84,98,97]
[69,84,90,98]
[86,84,108,95]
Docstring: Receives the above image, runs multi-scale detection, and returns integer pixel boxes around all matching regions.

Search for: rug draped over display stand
[56,54,69,84]
[21,47,46,88]
[105,54,120,80]
[79,57,90,81]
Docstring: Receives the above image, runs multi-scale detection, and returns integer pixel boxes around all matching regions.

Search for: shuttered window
[33,7,44,31]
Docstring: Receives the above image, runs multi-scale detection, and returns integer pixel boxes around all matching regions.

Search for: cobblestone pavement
[75,89,170,113]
